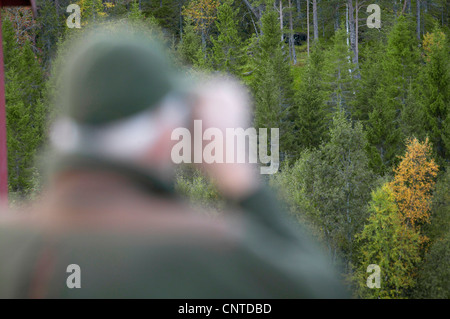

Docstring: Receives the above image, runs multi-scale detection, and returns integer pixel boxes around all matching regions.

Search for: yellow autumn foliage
[389,137,439,231]
[182,0,220,33]
[423,31,446,62]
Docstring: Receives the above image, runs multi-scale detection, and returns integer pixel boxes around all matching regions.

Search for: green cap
[62,28,183,125]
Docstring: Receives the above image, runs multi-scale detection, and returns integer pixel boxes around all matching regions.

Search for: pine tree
[365,16,420,175]
[324,26,356,115]
[77,0,106,25]
[148,0,179,34]
[36,0,63,70]
[365,88,401,175]
[2,13,19,67]
[281,111,374,268]
[382,16,420,100]
[419,28,450,165]
[182,0,220,50]
[414,231,450,299]
[128,0,145,22]
[351,43,385,123]
[178,18,203,67]
[401,82,425,140]
[414,168,450,298]
[4,37,45,195]
[108,0,128,17]
[251,9,296,158]
[211,0,244,76]
[351,184,421,299]
[17,40,44,106]
[295,44,329,151]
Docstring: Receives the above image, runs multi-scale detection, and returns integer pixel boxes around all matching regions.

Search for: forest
[1,0,449,298]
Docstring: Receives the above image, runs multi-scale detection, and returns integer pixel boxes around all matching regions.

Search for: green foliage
[414,232,450,299]
[36,0,64,70]
[295,44,329,151]
[419,28,450,165]
[5,0,450,298]
[1,13,18,67]
[383,16,420,88]
[147,0,179,34]
[175,167,224,213]
[78,0,106,24]
[351,184,421,299]
[365,92,402,175]
[352,43,385,123]
[211,0,245,76]
[269,153,325,244]
[178,19,203,67]
[426,168,450,242]
[414,168,450,298]
[128,0,145,22]
[324,26,356,114]
[251,9,296,157]
[273,111,374,269]
[365,16,420,175]
[401,82,425,140]
[3,27,45,194]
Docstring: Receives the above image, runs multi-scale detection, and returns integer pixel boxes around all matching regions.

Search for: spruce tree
[211,0,244,76]
[1,14,17,66]
[351,184,421,299]
[295,44,329,151]
[324,26,356,115]
[414,169,450,298]
[128,0,145,22]
[352,43,385,123]
[178,19,203,67]
[78,0,106,25]
[251,9,296,158]
[401,82,425,140]
[278,111,374,269]
[365,16,420,175]
[3,36,45,195]
[419,28,450,164]
[36,0,62,70]
[365,87,401,175]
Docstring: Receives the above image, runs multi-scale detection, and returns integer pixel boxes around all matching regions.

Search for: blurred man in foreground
[0,25,347,298]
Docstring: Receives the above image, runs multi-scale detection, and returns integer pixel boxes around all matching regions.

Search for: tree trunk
[289,0,297,64]
[307,0,310,56]
[346,2,349,46]
[335,3,339,31]
[355,0,358,61]
[313,0,318,41]
[347,0,357,65]
[280,0,284,42]
[201,28,206,55]
[179,2,183,41]
[423,0,428,35]
[242,0,260,21]
[401,0,408,15]
[320,5,324,37]
[417,0,421,40]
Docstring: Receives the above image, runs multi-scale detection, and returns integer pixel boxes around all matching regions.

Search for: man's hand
[191,77,260,200]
